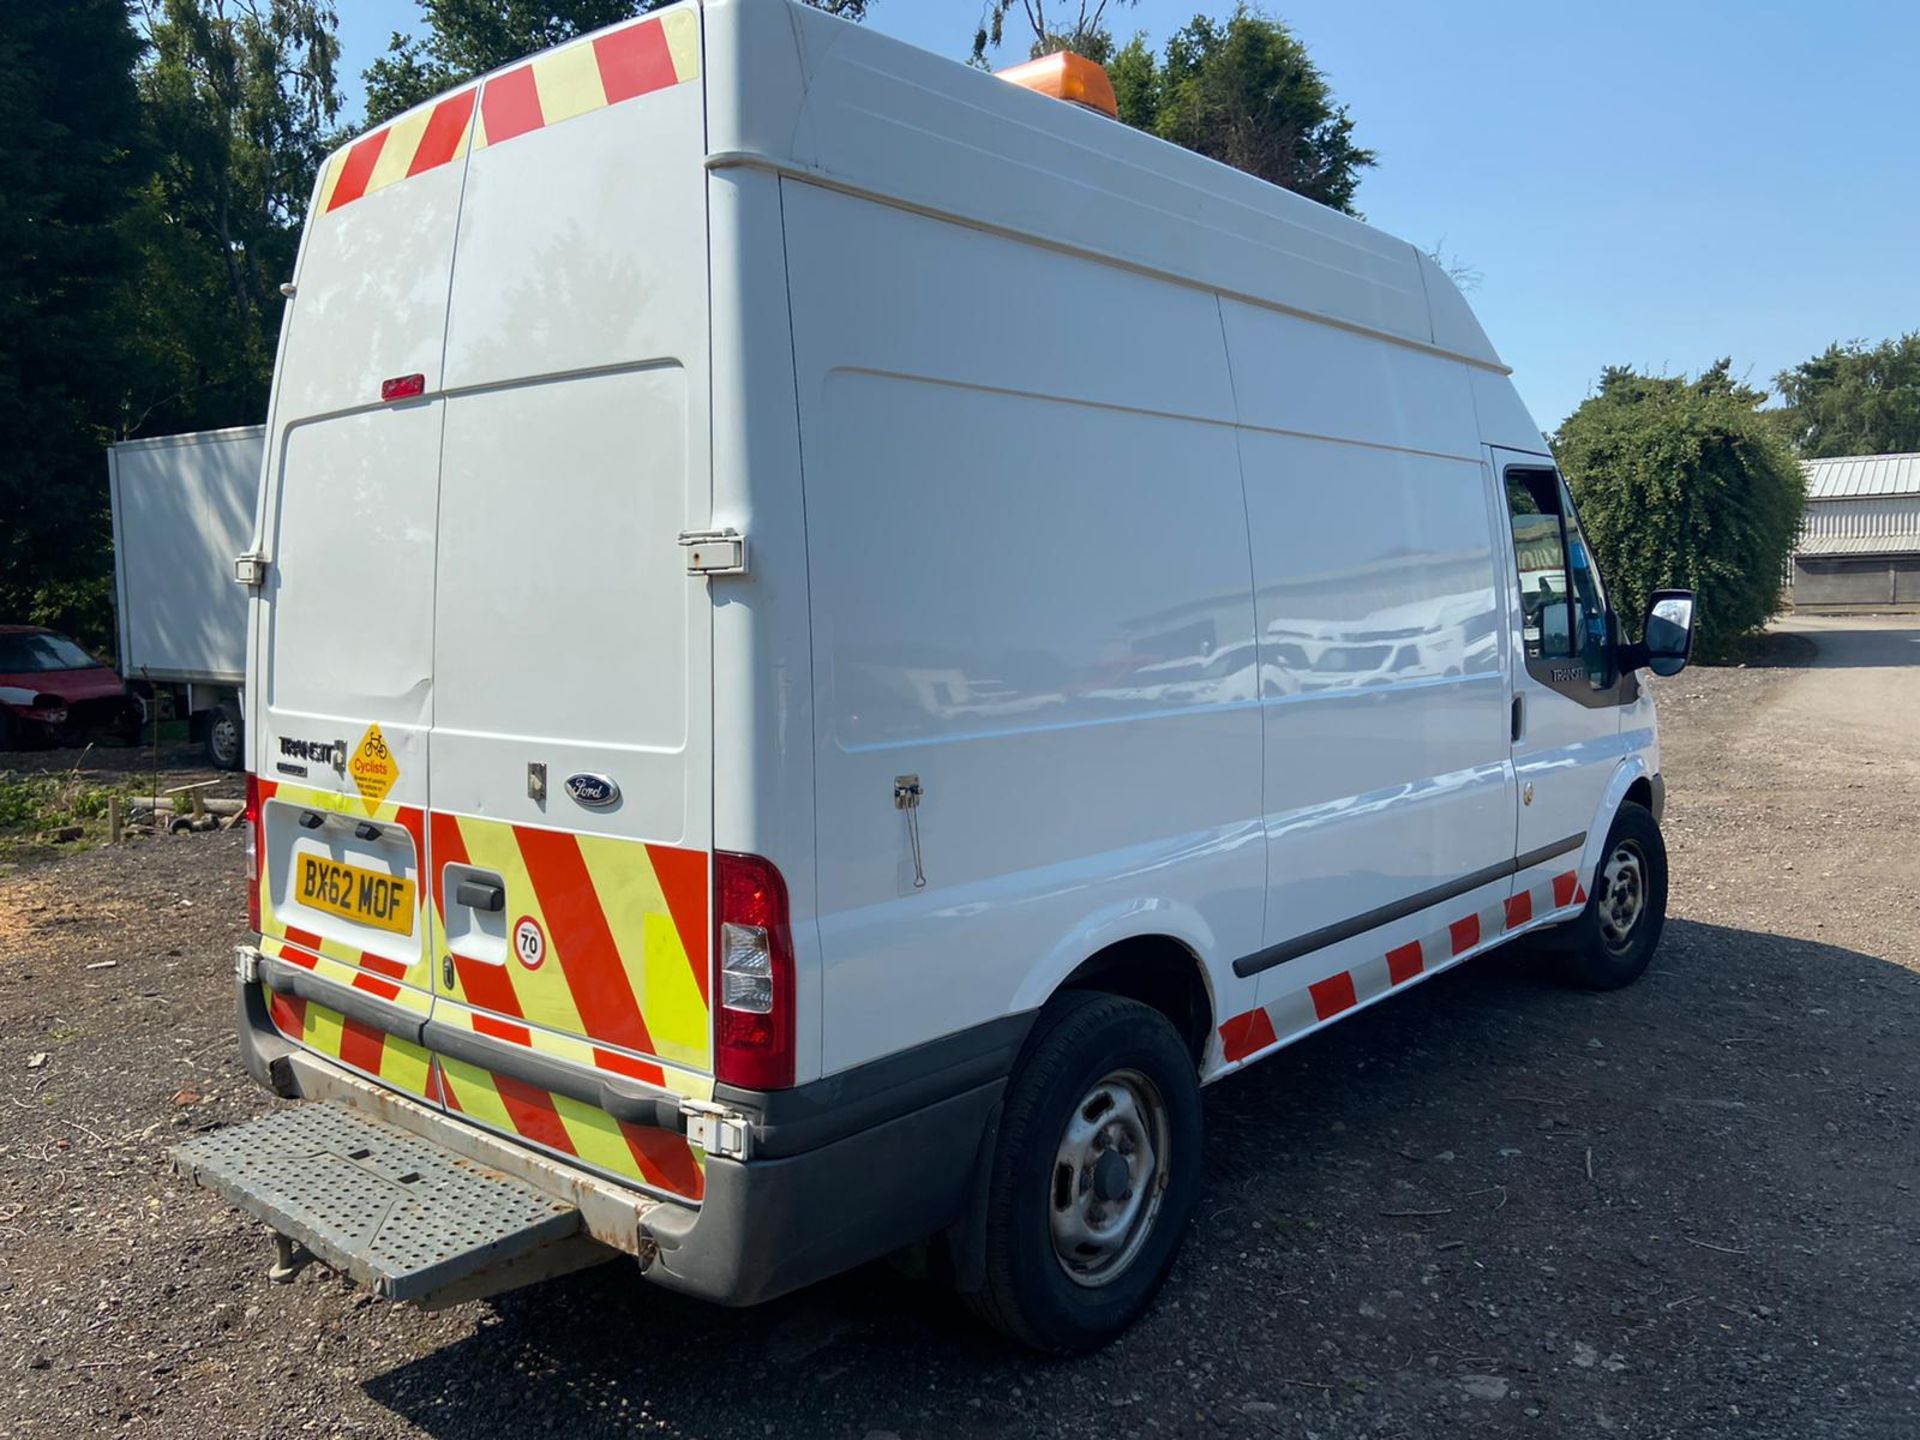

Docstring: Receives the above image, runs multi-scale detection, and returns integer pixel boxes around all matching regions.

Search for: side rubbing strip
[1232,832,1586,979]
[1515,834,1589,872]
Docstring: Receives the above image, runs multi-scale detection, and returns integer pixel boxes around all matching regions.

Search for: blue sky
[333,0,1919,432]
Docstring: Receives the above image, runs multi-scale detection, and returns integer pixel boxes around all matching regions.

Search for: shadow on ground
[361,918,1920,1439]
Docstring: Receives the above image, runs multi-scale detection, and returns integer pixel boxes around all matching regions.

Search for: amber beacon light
[995,51,1119,118]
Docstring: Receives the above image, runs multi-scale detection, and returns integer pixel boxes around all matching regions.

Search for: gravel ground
[3,617,1917,1439]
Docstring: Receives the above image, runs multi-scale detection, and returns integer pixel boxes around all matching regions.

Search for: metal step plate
[174,1102,591,1303]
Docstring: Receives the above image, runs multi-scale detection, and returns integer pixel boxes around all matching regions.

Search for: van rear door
[419,7,716,1203]
[251,81,482,1098]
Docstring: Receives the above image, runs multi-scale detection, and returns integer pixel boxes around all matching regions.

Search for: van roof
[712,0,1504,371]
[314,0,1504,373]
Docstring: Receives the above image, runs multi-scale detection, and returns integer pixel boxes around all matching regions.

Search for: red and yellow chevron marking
[316,8,699,218]
[473,9,699,150]
[437,1054,705,1201]
[256,779,435,1007]
[1216,868,1590,1065]
[319,87,477,214]
[264,986,436,1102]
[262,990,703,1201]
[429,811,711,1090]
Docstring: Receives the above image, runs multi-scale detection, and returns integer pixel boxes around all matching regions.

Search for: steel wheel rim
[210,714,239,766]
[1598,840,1647,952]
[1049,1067,1171,1288]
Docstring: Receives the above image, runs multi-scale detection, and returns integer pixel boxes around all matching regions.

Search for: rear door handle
[1511,695,1524,742]
[455,877,505,912]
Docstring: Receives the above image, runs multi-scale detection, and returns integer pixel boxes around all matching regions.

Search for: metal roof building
[1792,453,1920,609]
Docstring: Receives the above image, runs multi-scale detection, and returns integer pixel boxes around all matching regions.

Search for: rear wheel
[965,991,1201,1353]
[205,702,243,771]
[1550,801,1667,990]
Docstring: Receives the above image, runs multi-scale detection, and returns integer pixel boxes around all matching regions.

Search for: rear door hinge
[234,551,270,588]
[679,1099,753,1160]
[678,528,747,576]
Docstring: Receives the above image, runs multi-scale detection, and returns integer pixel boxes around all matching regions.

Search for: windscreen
[0,634,97,673]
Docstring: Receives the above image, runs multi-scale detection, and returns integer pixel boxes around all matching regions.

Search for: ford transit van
[177,0,1699,1352]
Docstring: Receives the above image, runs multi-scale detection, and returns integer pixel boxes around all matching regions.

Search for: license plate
[295,853,415,936]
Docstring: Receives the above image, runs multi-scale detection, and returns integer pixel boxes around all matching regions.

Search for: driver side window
[1505,468,1608,669]
[1506,470,1574,661]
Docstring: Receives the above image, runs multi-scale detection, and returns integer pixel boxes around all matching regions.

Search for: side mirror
[1621,589,1697,677]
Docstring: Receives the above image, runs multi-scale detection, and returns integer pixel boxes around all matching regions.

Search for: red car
[0,626,142,750]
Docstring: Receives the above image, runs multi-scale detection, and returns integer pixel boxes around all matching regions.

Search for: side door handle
[1511,695,1524,743]
[455,877,505,912]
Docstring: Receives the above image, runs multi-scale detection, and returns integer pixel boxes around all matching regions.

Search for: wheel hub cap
[1598,841,1646,951]
[1091,1149,1130,1203]
[1049,1069,1171,1288]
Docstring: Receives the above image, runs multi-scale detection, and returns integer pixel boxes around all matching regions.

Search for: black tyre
[965,991,1202,1353]
[205,702,243,771]
[1551,801,1667,990]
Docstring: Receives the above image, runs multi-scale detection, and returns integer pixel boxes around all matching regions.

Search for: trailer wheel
[1550,801,1667,990]
[964,991,1201,1353]
[205,702,243,771]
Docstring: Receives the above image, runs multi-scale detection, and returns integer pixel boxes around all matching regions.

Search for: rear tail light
[243,773,262,934]
[714,852,794,1090]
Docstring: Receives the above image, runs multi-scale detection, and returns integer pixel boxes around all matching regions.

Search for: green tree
[0,0,148,641]
[1555,362,1806,662]
[1775,333,1920,458]
[1127,8,1374,216]
[131,0,343,434]
[1107,31,1157,123]
[369,0,873,125]
[971,1,1137,65]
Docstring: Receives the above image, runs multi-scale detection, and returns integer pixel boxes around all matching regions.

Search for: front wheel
[1550,801,1668,990]
[965,992,1202,1353]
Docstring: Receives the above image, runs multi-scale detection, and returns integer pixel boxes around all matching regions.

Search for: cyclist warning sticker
[349,723,399,807]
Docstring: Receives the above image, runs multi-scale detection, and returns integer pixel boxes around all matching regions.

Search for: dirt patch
[3,621,1918,1438]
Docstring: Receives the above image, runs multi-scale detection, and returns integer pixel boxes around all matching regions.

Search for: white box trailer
[107,425,263,768]
[173,0,1700,1351]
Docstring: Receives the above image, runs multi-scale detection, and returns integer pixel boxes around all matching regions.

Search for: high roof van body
[178,0,1698,1350]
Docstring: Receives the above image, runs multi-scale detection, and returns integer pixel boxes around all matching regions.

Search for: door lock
[441,954,455,989]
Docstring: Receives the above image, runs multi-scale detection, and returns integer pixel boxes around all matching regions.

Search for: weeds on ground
[0,754,140,859]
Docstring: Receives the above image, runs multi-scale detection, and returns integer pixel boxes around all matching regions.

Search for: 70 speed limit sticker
[512,915,547,970]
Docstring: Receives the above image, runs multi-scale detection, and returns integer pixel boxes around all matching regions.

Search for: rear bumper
[235,977,1004,1306]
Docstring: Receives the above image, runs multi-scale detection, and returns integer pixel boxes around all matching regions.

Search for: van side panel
[1471,371,1551,457]
[784,183,1265,1076]
[1219,299,1516,1060]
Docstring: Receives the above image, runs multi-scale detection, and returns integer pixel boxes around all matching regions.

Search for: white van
[178,0,1699,1352]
